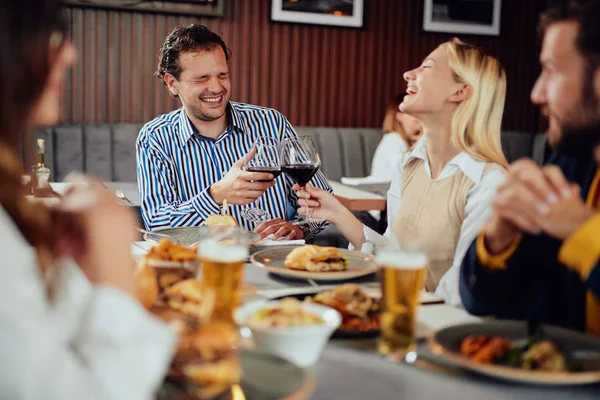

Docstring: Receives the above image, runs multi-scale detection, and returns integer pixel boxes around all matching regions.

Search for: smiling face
[531,21,600,150]
[400,46,466,118]
[165,47,231,122]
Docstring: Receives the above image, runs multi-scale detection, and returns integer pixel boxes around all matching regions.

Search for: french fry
[146,239,198,262]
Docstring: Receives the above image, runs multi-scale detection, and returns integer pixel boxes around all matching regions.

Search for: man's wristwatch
[299,224,311,239]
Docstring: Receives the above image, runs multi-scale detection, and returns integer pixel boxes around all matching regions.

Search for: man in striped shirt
[136,24,332,238]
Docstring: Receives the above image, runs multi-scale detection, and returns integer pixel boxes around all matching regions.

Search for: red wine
[245,166,282,182]
[282,164,319,186]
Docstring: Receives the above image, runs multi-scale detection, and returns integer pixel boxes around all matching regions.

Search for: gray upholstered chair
[294,127,382,181]
[33,124,143,182]
[30,124,548,246]
[33,124,548,182]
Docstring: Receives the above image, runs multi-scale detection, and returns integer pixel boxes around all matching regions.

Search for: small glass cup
[376,248,428,359]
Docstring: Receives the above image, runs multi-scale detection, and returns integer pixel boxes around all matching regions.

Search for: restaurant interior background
[61,0,549,133]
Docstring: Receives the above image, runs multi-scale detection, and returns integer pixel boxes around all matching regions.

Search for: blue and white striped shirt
[136,102,332,233]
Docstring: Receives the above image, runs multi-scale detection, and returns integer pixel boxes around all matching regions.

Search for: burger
[162,279,216,321]
[284,245,348,272]
[151,280,241,397]
[176,321,241,397]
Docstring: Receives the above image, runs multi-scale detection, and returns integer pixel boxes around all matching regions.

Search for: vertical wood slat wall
[64,0,546,132]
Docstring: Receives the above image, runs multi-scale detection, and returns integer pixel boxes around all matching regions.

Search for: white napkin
[256,234,305,247]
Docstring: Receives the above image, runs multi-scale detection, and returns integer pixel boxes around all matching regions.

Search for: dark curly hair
[156,24,231,94]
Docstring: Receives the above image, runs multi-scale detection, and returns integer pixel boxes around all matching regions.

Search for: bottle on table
[31,139,53,198]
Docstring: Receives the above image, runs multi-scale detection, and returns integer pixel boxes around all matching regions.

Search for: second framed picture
[271,0,364,28]
[423,0,501,36]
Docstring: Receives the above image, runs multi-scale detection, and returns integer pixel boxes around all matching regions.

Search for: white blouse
[0,207,175,400]
[370,133,409,182]
[351,138,505,307]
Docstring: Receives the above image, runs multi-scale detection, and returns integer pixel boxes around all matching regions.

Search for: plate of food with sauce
[429,321,600,385]
[272,284,380,339]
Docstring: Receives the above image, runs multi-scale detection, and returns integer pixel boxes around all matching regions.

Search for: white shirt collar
[405,137,487,183]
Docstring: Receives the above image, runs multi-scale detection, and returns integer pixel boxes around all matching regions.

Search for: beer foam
[199,239,248,263]
[375,250,427,269]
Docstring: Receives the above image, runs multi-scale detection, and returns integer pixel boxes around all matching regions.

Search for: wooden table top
[330,181,387,211]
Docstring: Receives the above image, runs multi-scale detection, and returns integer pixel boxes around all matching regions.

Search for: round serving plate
[250,246,378,282]
[429,321,600,386]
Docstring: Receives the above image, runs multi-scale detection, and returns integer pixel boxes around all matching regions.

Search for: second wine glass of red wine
[241,139,281,223]
[280,135,323,225]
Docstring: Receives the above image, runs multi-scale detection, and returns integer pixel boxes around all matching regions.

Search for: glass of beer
[197,226,252,323]
[376,248,428,358]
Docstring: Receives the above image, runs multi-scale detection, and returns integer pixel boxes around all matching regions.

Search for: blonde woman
[296,39,508,306]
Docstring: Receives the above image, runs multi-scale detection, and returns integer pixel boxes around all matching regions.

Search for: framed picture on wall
[63,0,224,17]
[423,0,501,36]
[271,0,364,28]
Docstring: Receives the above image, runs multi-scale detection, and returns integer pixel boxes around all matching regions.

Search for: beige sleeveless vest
[392,157,501,292]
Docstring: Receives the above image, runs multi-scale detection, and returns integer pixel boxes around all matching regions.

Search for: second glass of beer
[198,227,251,323]
[376,249,428,358]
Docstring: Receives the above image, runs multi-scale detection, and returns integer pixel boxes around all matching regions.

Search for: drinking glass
[197,226,254,323]
[241,137,282,223]
[280,136,323,224]
[376,248,428,359]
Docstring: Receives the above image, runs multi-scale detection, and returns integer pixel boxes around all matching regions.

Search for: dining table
[48,181,141,207]
[330,180,387,211]
[239,261,600,400]
[48,181,387,213]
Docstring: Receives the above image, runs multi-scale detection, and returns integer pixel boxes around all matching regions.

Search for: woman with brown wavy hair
[0,1,174,398]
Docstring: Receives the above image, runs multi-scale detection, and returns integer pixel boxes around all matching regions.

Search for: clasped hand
[489,159,595,241]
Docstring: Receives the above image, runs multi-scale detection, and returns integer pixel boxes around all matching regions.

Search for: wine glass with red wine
[280,136,323,225]
[240,138,282,223]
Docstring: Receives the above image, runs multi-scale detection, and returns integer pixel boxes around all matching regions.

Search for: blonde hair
[441,38,508,167]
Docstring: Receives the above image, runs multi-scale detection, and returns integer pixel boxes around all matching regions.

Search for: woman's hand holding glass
[293,184,368,249]
[293,184,347,224]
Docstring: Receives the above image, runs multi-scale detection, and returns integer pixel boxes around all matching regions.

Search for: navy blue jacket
[460,151,600,332]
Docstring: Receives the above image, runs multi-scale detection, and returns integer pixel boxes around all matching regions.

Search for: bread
[205,214,238,227]
[284,245,347,272]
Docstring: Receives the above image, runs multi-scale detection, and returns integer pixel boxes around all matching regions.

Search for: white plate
[257,285,444,305]
[158,349,315,399]
[144,226,261,246]
[131,241,153,257]
[250,246,378,282]
[429,321,600,385]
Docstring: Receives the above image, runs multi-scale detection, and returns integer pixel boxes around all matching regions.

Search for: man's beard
[554,63,600,158]
[555,122,600,158]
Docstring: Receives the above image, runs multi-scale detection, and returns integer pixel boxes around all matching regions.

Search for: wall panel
[64,0,547,132]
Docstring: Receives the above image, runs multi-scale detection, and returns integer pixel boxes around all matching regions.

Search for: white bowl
[236,300,341,367]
